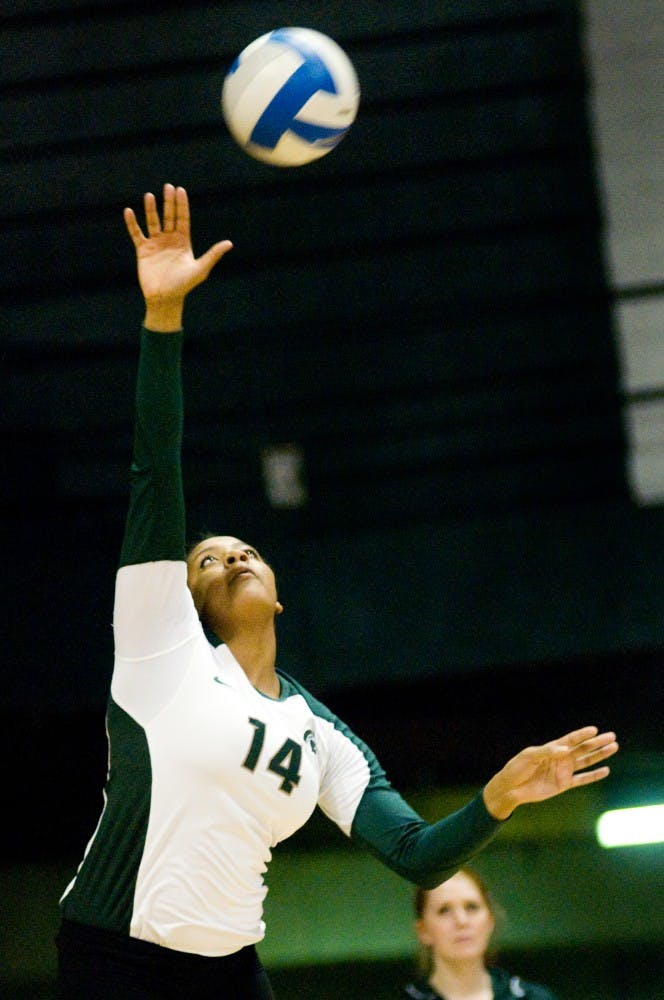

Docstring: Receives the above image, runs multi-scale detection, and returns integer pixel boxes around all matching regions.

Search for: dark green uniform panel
[60,699,151,933]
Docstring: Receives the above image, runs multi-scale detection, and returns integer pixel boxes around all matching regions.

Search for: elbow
[400,863,458,890]
[372,847,458,889]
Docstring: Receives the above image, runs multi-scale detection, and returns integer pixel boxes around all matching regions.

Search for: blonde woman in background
[402,868,558,1000]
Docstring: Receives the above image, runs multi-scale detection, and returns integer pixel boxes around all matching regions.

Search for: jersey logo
[303,729,317,754]
[213,676,232,688]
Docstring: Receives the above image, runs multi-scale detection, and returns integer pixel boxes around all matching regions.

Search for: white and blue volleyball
[221,27,360,167]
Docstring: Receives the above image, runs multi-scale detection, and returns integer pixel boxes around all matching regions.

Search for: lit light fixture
[596,804,664,848]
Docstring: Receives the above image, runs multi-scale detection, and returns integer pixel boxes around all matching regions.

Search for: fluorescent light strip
[596,804,664,847]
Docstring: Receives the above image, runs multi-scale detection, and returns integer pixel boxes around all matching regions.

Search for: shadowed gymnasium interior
[2,2,663,997]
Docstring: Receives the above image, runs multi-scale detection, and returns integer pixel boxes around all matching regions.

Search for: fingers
[162,183,177,232]
[126,185,192,240]
[198,239,234,279]
[550,726,619,756]
[562,728,618,789]
[557,725,600,748]
[159,183,190,237]
[124,185,180,242]
[123,206,144,247]
[563,729,618,763]
[125,184,232,286]
[570,765,611,788]
[174,185,190,236]
[143,191,162,237]
[574,733,618,771]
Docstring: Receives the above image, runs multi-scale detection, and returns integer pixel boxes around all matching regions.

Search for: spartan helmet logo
[303,729,317,754]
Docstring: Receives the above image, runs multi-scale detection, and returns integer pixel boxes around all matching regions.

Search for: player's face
[187,536,282,637]
[415,872,495,966]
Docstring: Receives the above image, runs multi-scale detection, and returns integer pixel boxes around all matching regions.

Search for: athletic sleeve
[113,329,200,667]
[119,328,186,568]
[282,673,503,889]
[350,784,501,889]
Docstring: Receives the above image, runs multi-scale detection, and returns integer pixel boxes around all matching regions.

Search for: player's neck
[226,627,280,697]
[429,961,492,1000]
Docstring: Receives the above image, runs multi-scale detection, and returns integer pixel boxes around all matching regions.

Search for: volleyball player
[55,184,618,999]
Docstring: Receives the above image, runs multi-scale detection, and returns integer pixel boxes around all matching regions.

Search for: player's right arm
[118,183,232,571]
[114,185,232,663]
[118,327,185,570]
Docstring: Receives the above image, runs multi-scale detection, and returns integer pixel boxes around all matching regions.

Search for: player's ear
[414,919,432,946]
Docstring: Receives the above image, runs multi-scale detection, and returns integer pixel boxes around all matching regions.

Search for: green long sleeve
[119,329,186,568]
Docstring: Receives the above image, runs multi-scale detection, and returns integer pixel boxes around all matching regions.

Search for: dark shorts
[55,919,276,999]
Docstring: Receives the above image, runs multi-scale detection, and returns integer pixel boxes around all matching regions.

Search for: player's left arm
[290,678,502,888]
[350,784,501,888]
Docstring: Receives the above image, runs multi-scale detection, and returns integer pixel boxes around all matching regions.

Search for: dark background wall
[2,1,663,997]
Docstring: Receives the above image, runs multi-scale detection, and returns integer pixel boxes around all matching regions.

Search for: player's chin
[230,586,277,616]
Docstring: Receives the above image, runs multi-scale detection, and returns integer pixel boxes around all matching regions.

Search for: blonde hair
[413,867,501,976]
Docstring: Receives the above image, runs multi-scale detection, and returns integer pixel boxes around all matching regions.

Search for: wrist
[482,781,517,822]
[143,296,185,332]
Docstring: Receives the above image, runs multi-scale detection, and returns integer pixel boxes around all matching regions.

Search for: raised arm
[123,183,232,333]
[118,185,232,568]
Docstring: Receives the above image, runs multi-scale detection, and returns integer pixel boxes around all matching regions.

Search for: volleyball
[221,27,360,167]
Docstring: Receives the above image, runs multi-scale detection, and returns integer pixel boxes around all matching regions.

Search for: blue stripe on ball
[269,27,340,86]
[250,61,340,150]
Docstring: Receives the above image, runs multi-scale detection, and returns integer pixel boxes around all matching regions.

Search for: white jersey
[62,559,375,956]
[59,329,501,958]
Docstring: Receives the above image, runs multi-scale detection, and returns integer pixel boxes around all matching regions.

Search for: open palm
[484,726,618,819]
[124,184,232,303]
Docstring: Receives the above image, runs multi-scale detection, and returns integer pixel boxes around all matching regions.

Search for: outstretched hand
[124,183,233,331]
[483,726,618,821]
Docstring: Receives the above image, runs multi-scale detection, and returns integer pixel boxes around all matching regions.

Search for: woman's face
[186,536,282,636]
[416,872,495,966]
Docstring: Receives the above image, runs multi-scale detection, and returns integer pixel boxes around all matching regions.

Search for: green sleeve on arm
[119,329,186,568]
[351,787,502,888]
